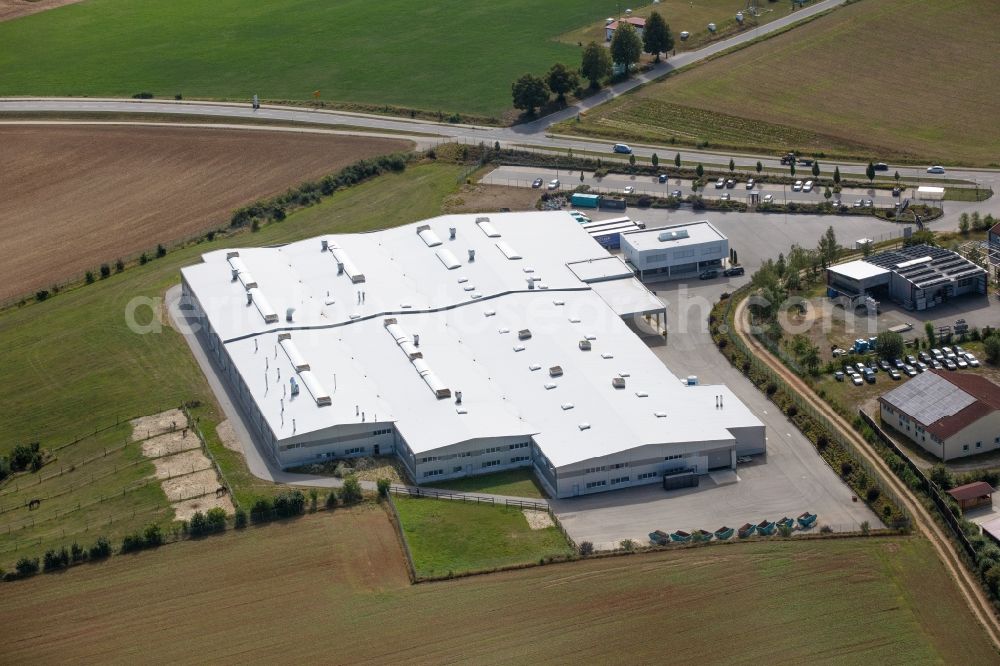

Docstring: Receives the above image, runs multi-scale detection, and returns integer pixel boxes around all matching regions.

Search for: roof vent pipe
[413,333,420,347]
[468,249,476,262]
[337,262,344,275]
[232,268,239,282]
[246,292,253,306]
[527,279,535,290]
[449,227,457,240]
[286,308,295,322]
[321,239,329,252]
[455,390,463,404]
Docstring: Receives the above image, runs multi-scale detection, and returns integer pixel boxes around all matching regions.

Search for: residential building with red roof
[606,16,646,42]
[879,369,1000,460]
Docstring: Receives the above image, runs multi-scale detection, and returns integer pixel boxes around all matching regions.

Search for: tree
[628,153,636,166]
[728,158,735,173]
[824,186,832,200]
[642,11,672,62]
[802,345,821,371]
[984,333,1000,365]
[341,475,363,504]
[875,330,904,361]
[651,153,659,167]
[959,214,970,235]
[894,170,900,183]
[930,464,954,490]
[545,63,578,103]
[789,162,796,179]
[234,507,248,529]
[377,477,391,498]
[812,161,820,179]
[610,22,642,74]
[756,161,763,174]
[189,510,209,537]
[817,225,840,265]
[833,166,841,185]
[695,163,704,179]
[674,153,681,168]
[925,321,936,347]
[866,162,876,183]
[511,74,548,115]
[580,170,585,182]
[580,42,612,88]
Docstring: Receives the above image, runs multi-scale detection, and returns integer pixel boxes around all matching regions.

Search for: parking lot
[483,165,926,211]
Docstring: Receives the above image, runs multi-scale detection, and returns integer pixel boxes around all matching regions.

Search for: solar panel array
[863,244,985,291]
[883,372,976,426]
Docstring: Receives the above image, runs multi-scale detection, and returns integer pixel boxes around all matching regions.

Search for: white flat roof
[828,259,891,281]
[183,212,761,468]
[620,220,727,253]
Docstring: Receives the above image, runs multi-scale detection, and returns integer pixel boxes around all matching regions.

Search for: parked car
[943,358,957,370]
[889,369,902,380]
[894,358,905,369]
[878,359,891,371]
[964,352,980,367]
[864,370,876,384]
[941,346,954,358]
[853,199,864,208]
[832,348,847,357]
[624,185,635,194]
[833,199,844,208]
[916,361,928,372]
[855,362,867,373]
[931,359,943,369]
[874,162,889,171]
[864,199,874,207]
[931,348,943,359]
[892,186,902,197]
[918,351,931,363]
[956,357,969,369]
[699,269,719,280]
[851,374,864,386]
[797,158,814,167]
[671,189,683,198]
[547,179,560,190]
[904,365,917,377]
[792,180,803,192]
[531,178,543,188]
[763,194,774,203]
[726,178,736,189]
[715,177,726,189]
[906,355,917,365]
[723,266,745,277]
[927,165,946,174]
[954,345,965,355]
[803,180,814,192]
[720,192,731,201]
[612,143,632,154]
[658,173,668,183]
[746,178,755,190]
[834,371,845,382]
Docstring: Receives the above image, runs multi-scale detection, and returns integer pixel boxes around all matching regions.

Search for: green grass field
[1,508,995,662]
[563,0,1000,165]
[425,468,546,498]
[393,496,572,578]
[0,0,636,118]
[0,162,464,561]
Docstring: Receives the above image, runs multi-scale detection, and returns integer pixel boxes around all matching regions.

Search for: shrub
[156,244,167,258]
[206,507,227,533]
[866,486,881,503]
[309,488,319,512]
[15,557,39,577]
[840,461,853,477]
[250,497,273,523]
[778,524,792,538]
[234,507,248,529]
[325,489,338,509]
[35,289,49,302]
[189,510,209,537]
[139,252,148,265]
[99,263,111,279]
[9,442,42,472]
[132,92,154,99]
[929,464,954,490]
[89,536,112,559]
[619,539,636,552]
[820,525,833,534]
[377,478,391,498]
[986,564,1000,596]
[578,541,594,556]
[272,490,306,518]
[121,532,145,553]
[144,523,164,547]
[85,271,95,284]
[340,475,363,504]
[115,258,125,273]
[70,542,86,563]
[860,520,870,535]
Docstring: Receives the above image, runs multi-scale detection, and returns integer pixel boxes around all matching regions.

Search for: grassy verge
[424,468,546,498]
[393,496,572,578]
[0,162,463,502]
[945,186,994,202]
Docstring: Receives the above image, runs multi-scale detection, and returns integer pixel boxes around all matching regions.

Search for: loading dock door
[707,448,733,470]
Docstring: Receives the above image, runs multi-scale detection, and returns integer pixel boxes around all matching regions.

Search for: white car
[851,374,864,386]
[715,177,726,189]
[762,193,774,203]
[623,185,635,195]
[964,352,980,367]
[803,180,814,192]
[746,178,755,190]
[792,180,803,192]
[927,165,946,174]
[547,179,560,190]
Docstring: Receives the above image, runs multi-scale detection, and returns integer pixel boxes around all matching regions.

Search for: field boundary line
[384,495,418,583]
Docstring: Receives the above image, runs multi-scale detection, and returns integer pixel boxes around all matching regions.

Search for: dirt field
[129,408,187,441]
[139,430,200,458]
[0,509,994,662]
[442,183,541,214]
[0,125,410,301]
[0,0,81,22]
[522,509,554,530]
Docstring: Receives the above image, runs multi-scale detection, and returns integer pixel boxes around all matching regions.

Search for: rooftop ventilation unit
[285,307,295,322]
[484,310,496,317]
[654,411,667,418]
[612,377,626,389]
[246,292,253,305]
[544,382,557,390]
[468,249,476,262]
[549,366,563,377]
[579,340,592,351]
[476,218,500,238]
[513,345,525,352]
[601,352,614,359]
[527,279,535,290]
[436,247,461,269]
[321,239,329,252]
[417,225,443,247]
[337,262,344,275]
[449,227,457,240]
[561,403,574,410]
[578,423,591,431]
[635,391,648,398]
[231,268,239,282]
[290,377,300,396]
[496,240,522,260]
[518,329,532,340]
[529,364,542,371]
[498,327,510,334]
[455,390,463,404]
[552,299,565,306]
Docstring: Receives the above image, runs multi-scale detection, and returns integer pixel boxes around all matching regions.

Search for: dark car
[658,173,668,183]
[873,162,889,171]
[723,266,745,277]
[531,178,543,188]
[699,269,719,280]
[892,186,902,196]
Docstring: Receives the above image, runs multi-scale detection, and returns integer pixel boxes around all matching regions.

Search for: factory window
[420,455,439,463]
[977,442,983,449]
[484,446,502,454]
[510,442,530,450]
[963,444,969,452]
[345,446,365,455]
[673,248,695,259]
[664,454,683,461]
[610,462,628,469]
[482,459,500,468]
[372,428,391,436]
[459,451,473,458]
[453,466,463,473]
[510,455,530,464]
[637,471,658,480]
[586,480,606,489]
[423,469,444,478]
[585,465,608,474]
[610,476,629,485]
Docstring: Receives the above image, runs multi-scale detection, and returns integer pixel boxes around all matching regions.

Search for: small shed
[947,481,994,512]
[916,186,945,201]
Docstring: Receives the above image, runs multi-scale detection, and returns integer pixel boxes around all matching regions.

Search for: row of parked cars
[834,346,981,386]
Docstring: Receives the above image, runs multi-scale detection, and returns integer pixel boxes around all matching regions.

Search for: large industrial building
[620,220,729,281]
[180,212,764,498]
[827,244,987,310]
[879,370,1000,461]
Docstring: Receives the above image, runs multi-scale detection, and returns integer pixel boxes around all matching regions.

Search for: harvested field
[0,513,994,662]
[0,125,410,301]
[139,430,200,458]
[0,0,80,22]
